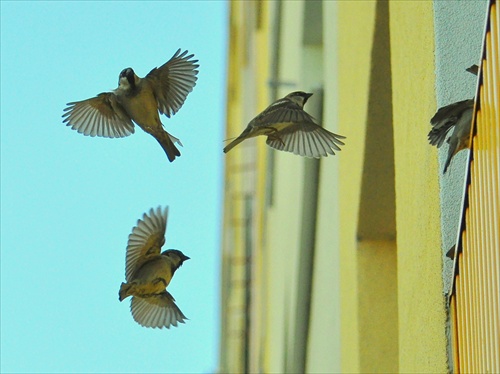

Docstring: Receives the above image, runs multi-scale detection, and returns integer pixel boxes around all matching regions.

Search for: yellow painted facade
[450,1,500,372]
[389,2,448,372]
[220,1,494,373]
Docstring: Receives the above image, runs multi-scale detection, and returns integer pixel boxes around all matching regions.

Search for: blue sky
[1,1,227,373]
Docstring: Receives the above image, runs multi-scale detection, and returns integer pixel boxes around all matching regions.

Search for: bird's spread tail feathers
[223,136,247,153]
[119,282,132,302]
[153,129,182,162]
[223,126,255,153]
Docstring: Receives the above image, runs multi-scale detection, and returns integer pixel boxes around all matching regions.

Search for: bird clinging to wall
[428,65,478,174]
[428,99,474,174]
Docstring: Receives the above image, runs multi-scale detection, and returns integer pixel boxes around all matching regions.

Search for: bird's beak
[182,255,191,261]
[305,93,313,99]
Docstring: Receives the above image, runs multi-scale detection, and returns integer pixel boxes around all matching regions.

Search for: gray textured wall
[433,0,488,290]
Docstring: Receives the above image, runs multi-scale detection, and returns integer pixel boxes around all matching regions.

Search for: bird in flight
[119,206,190,329]
[224,91,346,158]
[63,49,199,162]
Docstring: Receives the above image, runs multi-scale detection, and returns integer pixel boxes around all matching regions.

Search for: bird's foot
[153,278,168,287]
[266,130,285,146]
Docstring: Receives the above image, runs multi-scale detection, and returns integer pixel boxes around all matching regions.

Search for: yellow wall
[330,1,446,372]
[389,2,448,372]
[336,1,375,370]
[264,4,306,372]
[221,1,448,373]
[221,2,272,372]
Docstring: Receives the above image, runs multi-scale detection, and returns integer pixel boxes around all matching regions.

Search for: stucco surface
[433,0,488,292]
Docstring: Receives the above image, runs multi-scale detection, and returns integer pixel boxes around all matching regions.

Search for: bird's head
[118,68,138,90]
[285,91,313,107]
[161,249,190,270]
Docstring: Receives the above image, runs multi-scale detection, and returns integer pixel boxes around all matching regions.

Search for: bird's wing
[145,49,199,118]
[428,120,456,148]
[442,107,473,174]
[428,99,473,147]
[130,291,187,329]
[266,123,346,158]
[125,206,168,282]
[431,99,474,126]
[252,99,317,127]
[62,93,135,138]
